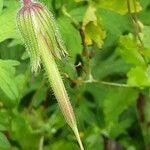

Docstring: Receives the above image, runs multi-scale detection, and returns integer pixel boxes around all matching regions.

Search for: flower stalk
[17,0,84,149]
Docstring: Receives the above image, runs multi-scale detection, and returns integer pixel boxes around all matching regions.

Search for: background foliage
[0,0,150,149]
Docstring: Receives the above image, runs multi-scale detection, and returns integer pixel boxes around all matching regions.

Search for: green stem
[39,136,44,150]
[39,34,84,150]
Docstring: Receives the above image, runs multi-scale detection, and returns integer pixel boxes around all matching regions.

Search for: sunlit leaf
[117,34,146,66]
[98,0,142,15]
[82,5,106,48]
[127,66,150,87]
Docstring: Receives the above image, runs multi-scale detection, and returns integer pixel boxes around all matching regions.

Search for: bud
[17,0,68,73]
[17,1,84,150]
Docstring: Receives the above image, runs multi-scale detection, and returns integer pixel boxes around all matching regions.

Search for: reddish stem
[23,0,32,6]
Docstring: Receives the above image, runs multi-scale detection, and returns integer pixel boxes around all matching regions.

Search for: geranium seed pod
[17,0,84,150]
[17,0,68,73]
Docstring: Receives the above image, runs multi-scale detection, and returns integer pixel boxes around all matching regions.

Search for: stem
[39,34,84,150]
[83,79,131,87]
[73,126,84,150]
[127,0,143,44]
[23,0,32,6]
[39,136,44,150]
[64,72,132,88]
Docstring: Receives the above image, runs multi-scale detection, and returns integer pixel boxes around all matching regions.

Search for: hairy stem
[39,34,84,150]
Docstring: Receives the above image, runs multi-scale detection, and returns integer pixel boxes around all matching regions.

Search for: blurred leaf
[0,1,19,42]
[0,0,3,14]
[93,53,130,80]
[85,131,104,150]
[117,34,146,66]
[98,0,142,15]
[104,88,138,123]
[45,140,78,150]
[0,124,6,131]
[11,115,40,150]
[0,59,20,100]
[57,17,82,57]
[127,66,150,87]
[82,5,97,27]
[141,26,150,48]
[0,132,11,149]
[82,5,106,48]
[99,9,132,50]
[109,118,134,138]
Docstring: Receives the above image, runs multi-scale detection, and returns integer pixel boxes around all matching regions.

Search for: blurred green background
[0,0,150,149]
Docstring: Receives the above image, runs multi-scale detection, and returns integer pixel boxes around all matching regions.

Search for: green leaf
[104,88,138,123]
[11,115,40,150]
[99,9,132,50]
[0,124,6,131]
[85,132,104,150]
[57,17,82,57]
[0,1,20,42]
[141,26,150,48]
[0,0,3,14]
[98,0,142,15]
[109,118,134,138]
[117,34,146,66]
[127,66,150,87]
[0,59,20,101]
[0,132,11,149]
[46,140,78,150]
[93,53,130,80]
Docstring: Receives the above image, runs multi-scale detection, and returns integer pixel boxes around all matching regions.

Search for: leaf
[11,115,40,150]
[85,132,104,150]
[139,0,150,9]
[0,59,20,101]
[0,132,11,149]
[140,26,150,48]
[104,88,138,123]
[82,5,97,27]
[84,21,106,48]
[98,0,142,15]
[0,0,3,14]
[47,140,78,150]
[109,118,134,138]
[57,17,82,57]
[127,66,150,87]
[0,1,20,42]
[0,124,6,131]
[93,53,130,80]
[82,5,106,48]
[98,9,132,50]
[69,6,87,23]
[117,34,146,66]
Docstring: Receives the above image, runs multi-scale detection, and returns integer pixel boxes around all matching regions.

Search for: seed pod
[17,0,84,150]
[17,0,68,73]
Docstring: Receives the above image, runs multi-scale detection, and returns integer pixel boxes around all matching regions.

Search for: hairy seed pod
[17,0,68,73]
[17,0,84,150]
